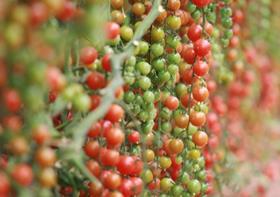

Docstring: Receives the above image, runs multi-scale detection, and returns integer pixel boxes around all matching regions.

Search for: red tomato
[86,160,101,177]
[104,127,125,147]
[12,164,33,186]
[84,141,100,159]
[80,47,98,65]
[181,46,196,64]
[57,1,76,21]
[128,131,140,144]
[86,71,106,90]
[190,111,206,127]
[119,178,133,197]
[87,122,102,138]
[32,124,51,145]
[192,0,211,8]
[194,39,211,57]
[105,22,120,40]
[99,148,120,167]
[103,172,122,190]
[0,173,10,195]
[30,2,49,26]
[164,95,179,110]
[4,89,21,112]
[117,156,134,175]
[192,131,208,147]
[102,54,112,72]
[131,177,143,195]
[193,60,209,76]
[104,104,124,123]
[181,68,194,84]
[187,24,202,42]
[192,86,209,102]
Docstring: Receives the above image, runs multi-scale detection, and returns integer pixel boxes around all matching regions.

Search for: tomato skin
[87,122,102,138]
[103,172,122,190]
[102,54,112,72]
[181,46,196,64]
[111,0,124,9]
[99,148,120,167]
[12,164,33,186]
[104,127,124,147]
[80,47,98,65]
[35,147,56,167]
[131,177,143,195]
[192,86,209,102]
[192,0,212,8]
[190,111,206,127]
[57,1,76,21]
[164,95,179,110]
[127,131,140,144]
[117,155,134,175]
[174,114,189,128]
[194,39,211,57]
[168,139,184,154]
[193,131,208,147]
[119,178,133,197]
[181,68,194,84]
[4,89,21,112]
[105,22,120,40]
[104,104,124,123]
[84,141,100,159]
[86,160,101,177]
[39,168,57,188]
[187,24,202,42]
[86,72,106,90]
[89,181,103,196]
[193,60,209,76]
[0,173,10,195]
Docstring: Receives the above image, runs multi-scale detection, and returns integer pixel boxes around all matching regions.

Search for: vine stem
[61,0,162,185]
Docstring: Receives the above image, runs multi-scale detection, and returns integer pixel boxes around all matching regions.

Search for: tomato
[159,156,172,169]
[144,149,155,162]
[105,22,120,40]
[151,27,165,42]
[39,168,57,188]
[174,114,189,128]
[104,104,124,123]
[9,136,28,155]
[4,89,21,112]
[120,26,133,41]
[192,0,211,8]
[84,140,100,159]
[142,169,153,183]
[12,164,33,186]
[156,8,167,23]
[119,178,133,197]
[103,172,122,190]
[194,39,211,57]
[132,2,145,17]
[99,148,120,167]
[190,111,206,127]
[166,16,181,30]
[87,122,102,138]
[131,177,143,195]
[160,178,173,192]
[148,178,160,190]
[111,10,125,24]
[111,0,124,9]
[117,156,134,175]
[168,139,184,154]
[164,95,179,110]
[102,54,112,72]
[0,173,10,195]
[104,127,124,147]
[193,131,208,147]
[188,179,201,194]
[30,2,49,26]
[128,130,140,144]
[90,94,101,110]
[80,47,98,65]
[57,1,76,21]
[89,181,103,196]
[36,147,56,167]
[193,60,209,76]
[181,68,194,84]
[187,24,202,42]
[131,157,143,176]
[192,86,209,102]
[86,160,101,177]
[167,0,181,11]
[86,71,106,90]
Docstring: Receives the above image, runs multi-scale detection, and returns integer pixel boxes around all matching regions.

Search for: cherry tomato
[192,131,208,147]
[0,173,10,195]
[86,160,101,177]
[104,127,124,147]
[187,24,202,42]
[86,71,106,90]
[84,140,100,159]
[164,95,179,110]
[192,86,209,102]
[12,164,33,186]
[80,47,98,65]
[192,0,211,8]
[103,172,122,190]
[190,111,206,127]
[193,60,209,76]
[99,148,120,166]
[194,39,211,57]
[105,22,120,40]
[168,139,184,154]
[128,130,140,144]
[4,89,21,112]
[104,104,124,123]
[35,147,56,167]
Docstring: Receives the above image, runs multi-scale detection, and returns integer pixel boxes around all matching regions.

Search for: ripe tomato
[104,127,124,147]
[194,39,211,57]
[87,122,102,138]
[190,111,206,127]
[86,72,106,90]
[4,89,21,112]
[12,164,33,186]
[119,178,133,197]
[35,147,56,167]
[39,168,57,188]
[128,130,140,144]
[105,22,120,40]
[192,86,209,102]
[104,104,124,123]
[0,173,10,195]
[103,172,122,190]
[117,155,134,175]
[187,24,202,42]
[193,60,209,76]
[102,54,112,72]
[84,141,100,159]
[164,95,179,110]
[86,160,101,177]
[80,47,98,65]
[111,0,124,9]
[30,2,49,26]
[57,1,76,21]
[181,68,194,84]
[99,148,120,166]
[131,177,143,195]
[89,181,103,196]
[192,131,208,147]
[192,0,211,8]
[9,136,28,155]
[181,46,196,64]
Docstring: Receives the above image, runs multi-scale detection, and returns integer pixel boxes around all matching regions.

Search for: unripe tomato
[39,168,57,188]
[174,114,189,128]
[192,86,209,102]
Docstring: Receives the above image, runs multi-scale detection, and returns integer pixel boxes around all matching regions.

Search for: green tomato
[167,53,181,64]
[151,27,165,42]
[120,25,133,41]
[166,16,181,30]
[151,43,164,57]
[73,94,91,112]
[152,58,165,71]
[159,71,171,83]
[172,185,184,196]
[160,178,173,192]
[136,61,151,75]
[139,76,152,90]
[160,156,172,169]
[142,169,153,183]
[188,179,201,194]
[124,91,135,103]
[168,64,179,75]
[143,91,155,103]
[139,41,149,55]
